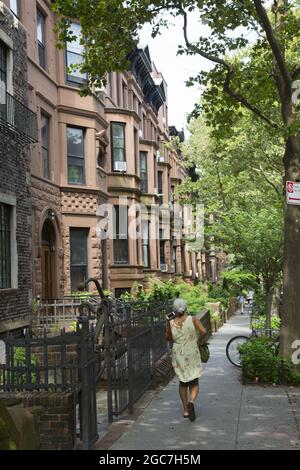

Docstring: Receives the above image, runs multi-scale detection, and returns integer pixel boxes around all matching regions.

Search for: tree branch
[181,9,279,129]
[253,0,291,93]
[256,166,281,197]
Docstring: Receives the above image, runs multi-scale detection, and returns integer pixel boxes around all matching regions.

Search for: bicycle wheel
[226,335,250,367]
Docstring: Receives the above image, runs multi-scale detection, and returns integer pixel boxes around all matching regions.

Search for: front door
[41,218,56,300]
[41,245,54,300]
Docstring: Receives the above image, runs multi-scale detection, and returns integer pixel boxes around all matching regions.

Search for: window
[108,72,113,97]
[37,10,46,69]
[0,41,7,120]
[111,123,126,171]
[134,128,138,174]
[159,229,166,265]
[170,185,175,203]
[158,171,163,205]
[154,155,157,192]
[140,152,148,193]
[10,0,20,18]
[113,206,128,264]
[122,81,127,108]
[67,127,85,185]
[0,203,11,289]
[70,228,88,292]
[41,113,50,179]
[141,113,146,139]
[142,220,150,268]
[115,288,130,299]
[173,245,177,273]
[66,23,87,84]
[115,73,120,106]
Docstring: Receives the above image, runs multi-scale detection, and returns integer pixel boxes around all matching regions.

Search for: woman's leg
[189,379,199,403]
[179,382,189,415]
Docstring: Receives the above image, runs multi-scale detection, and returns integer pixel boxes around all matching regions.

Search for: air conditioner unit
[139,129,143,138]
[113,161,127,172]
[157,155,165,163]
[160,264,168,272]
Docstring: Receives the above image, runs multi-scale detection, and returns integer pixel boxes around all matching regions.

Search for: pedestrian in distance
[165,298,206,421]
[246,290,254,305]
[238,295,245,314]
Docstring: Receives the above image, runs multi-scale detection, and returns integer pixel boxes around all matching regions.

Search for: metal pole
[127,304,134,414]
[104,299,113,423]
[80,317,90,449]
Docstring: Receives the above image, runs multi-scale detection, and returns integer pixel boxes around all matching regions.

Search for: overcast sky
[140,13,212,135]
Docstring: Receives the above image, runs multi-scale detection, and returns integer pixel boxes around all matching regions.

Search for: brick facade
[0,7,33,334]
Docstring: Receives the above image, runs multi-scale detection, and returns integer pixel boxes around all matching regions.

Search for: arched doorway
[41,218,56,300]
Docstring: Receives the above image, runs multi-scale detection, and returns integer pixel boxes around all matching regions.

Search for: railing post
[127,304,134,414]
[104,299,114,423]
[79,317,90,449]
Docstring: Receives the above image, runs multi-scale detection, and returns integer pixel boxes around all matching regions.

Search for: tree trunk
[280,135,300,357]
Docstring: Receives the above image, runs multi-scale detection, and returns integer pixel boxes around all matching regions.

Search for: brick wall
[0,7,32,334]
[21,392,75,450]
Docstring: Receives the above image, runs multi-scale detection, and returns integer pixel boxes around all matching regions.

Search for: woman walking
[165,298,206,421]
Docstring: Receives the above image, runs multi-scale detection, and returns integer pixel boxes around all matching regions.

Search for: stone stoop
[154,352,174,386]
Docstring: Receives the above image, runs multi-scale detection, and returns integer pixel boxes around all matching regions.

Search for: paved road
[110,309,300,450]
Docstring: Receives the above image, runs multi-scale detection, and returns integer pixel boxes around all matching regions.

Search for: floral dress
[170,315,203,383]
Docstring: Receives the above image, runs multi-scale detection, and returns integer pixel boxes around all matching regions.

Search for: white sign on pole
[286,181,300,205]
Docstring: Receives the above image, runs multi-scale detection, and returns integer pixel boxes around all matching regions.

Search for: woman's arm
[192,317,207,337]
[165,321,173,342]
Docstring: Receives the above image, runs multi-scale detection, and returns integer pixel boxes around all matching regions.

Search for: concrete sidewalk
[109,310,300,450]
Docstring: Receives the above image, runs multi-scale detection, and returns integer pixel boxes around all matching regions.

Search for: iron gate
[102,298,173,422]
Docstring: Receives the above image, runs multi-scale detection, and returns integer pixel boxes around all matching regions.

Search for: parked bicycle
[226,326,280,367]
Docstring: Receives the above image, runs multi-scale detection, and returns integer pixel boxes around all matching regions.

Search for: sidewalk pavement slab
[108,309,300,450]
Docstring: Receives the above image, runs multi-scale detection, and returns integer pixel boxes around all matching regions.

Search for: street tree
[180,113,284,328]
[52,0,300,357]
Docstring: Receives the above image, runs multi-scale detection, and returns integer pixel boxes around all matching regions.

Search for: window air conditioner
[139,129,143,138]
[157,155,165,163]
[160,264,168,272]
[113,161,127,172]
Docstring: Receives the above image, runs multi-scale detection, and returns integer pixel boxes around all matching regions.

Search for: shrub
[239,337,300,385]
[251,316,281,331]
[210,311,222,328]
[239,337,279,383]
[0,347,38,386]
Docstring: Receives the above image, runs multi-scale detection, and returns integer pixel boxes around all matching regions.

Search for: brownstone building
[0,0,220,315]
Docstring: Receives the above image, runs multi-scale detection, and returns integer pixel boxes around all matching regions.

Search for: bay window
[67,127,85,185]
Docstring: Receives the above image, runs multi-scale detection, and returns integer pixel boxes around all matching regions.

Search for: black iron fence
[0,90,38,142]
[0,318,97,450]
[102,298,173,422]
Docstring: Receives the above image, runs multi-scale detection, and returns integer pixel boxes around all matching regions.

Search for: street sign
[286,181,300,205]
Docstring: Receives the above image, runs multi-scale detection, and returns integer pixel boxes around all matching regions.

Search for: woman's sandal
[187,402,196,421]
